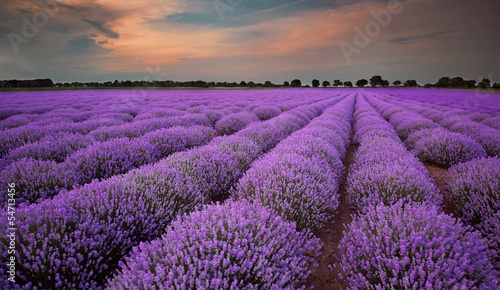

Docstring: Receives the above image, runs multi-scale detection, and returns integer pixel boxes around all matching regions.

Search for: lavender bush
[252,105,282,120]
[214,112,259,136]
[0,158,71,206]
[107,200,321,289]
[408,128,487,167]
[348,162,441,212]
[234,153,339,230]
[2,132,93,165]
[142,125,215,158]
[64,137,158,185]
[443,157,500,261]
[339,201,499,289]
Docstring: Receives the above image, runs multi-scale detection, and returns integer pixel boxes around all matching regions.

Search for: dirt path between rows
[304,143,357,289]
[423,163,457,217]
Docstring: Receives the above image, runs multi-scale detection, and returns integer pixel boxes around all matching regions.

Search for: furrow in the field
[0,96,343,289]
[304,139,356,290]
[337,92,498,288]
[105,93,356,288]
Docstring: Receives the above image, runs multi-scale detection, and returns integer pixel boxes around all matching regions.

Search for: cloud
[83,19,120,39]
[164,12,219,25]
[387,31,452,44]
[65,36,110,54]
[177,58,190,61]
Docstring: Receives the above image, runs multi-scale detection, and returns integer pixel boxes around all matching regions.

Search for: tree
[322,80,331,88]
[450,77,465,88]
[291,79,302,87]
[381,80,390,87]
[333,80,342,87]
[344,81,353,87]
[247,81,255,87]
[239,81,247,87]
[355,79,368,87]
[478,78,491,89]
[492,82,500,89]
[312,79,320,88]
[283,81,290,87]
[370,75,383,87]
[393,80,402,87]
[465,80,476,88]
[435,77,450,88]
[404,79,418,87]
[263,81,273,87]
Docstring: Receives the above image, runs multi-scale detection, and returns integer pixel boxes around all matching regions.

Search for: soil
[423,162,458,217]
[303,143,357,290]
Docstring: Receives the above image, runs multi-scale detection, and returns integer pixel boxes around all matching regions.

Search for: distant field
[0,88,498,289]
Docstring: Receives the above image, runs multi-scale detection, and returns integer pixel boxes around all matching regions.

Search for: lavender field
[0,88,499,289]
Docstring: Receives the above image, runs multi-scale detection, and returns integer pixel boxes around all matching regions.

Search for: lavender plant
[107,200,321,289]
[339,201,499,289]
[443,157,500,261]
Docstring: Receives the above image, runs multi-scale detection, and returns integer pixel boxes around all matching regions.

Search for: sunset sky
[0,0,498,84]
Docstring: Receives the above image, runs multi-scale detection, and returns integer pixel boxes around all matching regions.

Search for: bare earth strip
[304,142,357,289]
[423,163,458,218]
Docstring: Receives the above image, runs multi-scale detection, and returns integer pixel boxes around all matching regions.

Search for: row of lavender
[371,88,500,118]
[0,89,325,157]
[0,91,332,207]
[366,91,500,267]
[106,94,356,288]
[366,93,499,261]
[369,94,500,158]
[340,94,498,289]
[364,95,490,167]
[0,94,342,288]
[385,93,500,130]
[338,92,498,288]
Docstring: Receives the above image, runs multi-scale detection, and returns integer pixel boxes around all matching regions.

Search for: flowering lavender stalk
[107,200,321,289]
[443,157,500,262]
[339,201,499,289]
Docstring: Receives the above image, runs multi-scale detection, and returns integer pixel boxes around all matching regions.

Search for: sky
[0,0,499,85]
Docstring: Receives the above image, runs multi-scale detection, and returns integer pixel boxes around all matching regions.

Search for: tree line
[1,76,498,89]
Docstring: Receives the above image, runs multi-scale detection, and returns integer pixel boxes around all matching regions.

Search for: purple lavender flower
[107,200,321,289]
[0,158,72,206]
[339,201,499,289]
[443,157,500,261]
[252,105,282,121]
[64,137,158,185]
[234,153,339,230]
[3,132,93,165]
[408,127,487,167]
[214,112,259,136]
